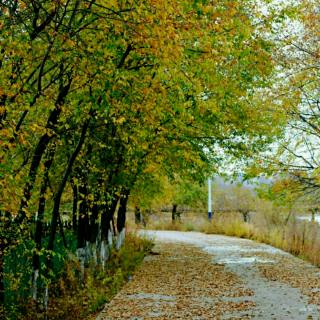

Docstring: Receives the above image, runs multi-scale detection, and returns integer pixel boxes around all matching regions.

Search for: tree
[213,183,256,222]
[0,0,292,314]
[250,1,320,195]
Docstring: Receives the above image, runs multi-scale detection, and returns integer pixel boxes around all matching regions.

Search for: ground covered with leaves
[97,243,255,319]
[259,254,320,307]
[97,231,320,320]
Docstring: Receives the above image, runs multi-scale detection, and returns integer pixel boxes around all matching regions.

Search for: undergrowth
[3,233,153,320]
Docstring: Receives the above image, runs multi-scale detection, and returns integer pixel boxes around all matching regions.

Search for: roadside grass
[145,211,320,267]
[3,232,153,320]
[203,219,320,267]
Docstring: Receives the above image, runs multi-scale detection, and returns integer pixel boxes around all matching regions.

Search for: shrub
[3,233,153,320]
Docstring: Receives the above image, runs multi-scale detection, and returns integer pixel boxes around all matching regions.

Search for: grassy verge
[203,219,320,266]
[4,232,153,320]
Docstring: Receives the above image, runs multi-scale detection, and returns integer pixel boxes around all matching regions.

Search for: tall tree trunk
[116,191,129,249]
[77,183,89,249]
[58,214,67,249]
[88,194,100,265]
[16,109,60,223]
[103,195,119,240]
[16,79,72,224]
[71,180,78,232]
[32,146,55,301]
[89,196,100,244]
[47,118,90,253]
[100,194,118,269]
[76,177,89,279]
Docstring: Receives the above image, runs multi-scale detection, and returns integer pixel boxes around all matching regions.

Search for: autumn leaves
[0,0,287,313]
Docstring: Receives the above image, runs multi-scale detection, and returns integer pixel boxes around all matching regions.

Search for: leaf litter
[97,243,254,319]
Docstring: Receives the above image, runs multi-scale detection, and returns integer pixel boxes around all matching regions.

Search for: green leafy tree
[0,0,294,315]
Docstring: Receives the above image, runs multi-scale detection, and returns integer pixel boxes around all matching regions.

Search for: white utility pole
[208,177,212,220]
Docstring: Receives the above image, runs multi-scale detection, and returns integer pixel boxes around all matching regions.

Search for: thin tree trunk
[47,118,90,252]
[16,109,59,223]
[32,146,55,301]
[58,214,68,249]
[172,204,178,222]
[89,196,99,244]
[284,208,293,226]
[135,206,142,225]
[89,194,99,265]
[77,182,89,249]
[116,191,129,249]
[71,180,78,232]
[16,79,72,224]
[241,211,249,223]
[76,180,89,278]
[111,216,116,236]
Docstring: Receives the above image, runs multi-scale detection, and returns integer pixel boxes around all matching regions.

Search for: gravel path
[97,231,320,319]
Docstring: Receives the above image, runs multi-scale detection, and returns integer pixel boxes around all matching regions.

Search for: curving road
[97,231,320,319]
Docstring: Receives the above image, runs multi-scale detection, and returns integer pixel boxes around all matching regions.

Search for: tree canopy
[0,0,296,315]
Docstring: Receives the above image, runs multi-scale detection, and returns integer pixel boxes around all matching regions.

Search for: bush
[3,232,153,320]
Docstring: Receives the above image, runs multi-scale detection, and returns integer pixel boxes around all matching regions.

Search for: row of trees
[131,178,257,223]
[0,0,294,315]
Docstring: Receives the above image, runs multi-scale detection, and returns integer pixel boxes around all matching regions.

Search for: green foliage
[131,174,207,214]
[0,0,299,317]
[3,232,153,320]
[3,232,76,316]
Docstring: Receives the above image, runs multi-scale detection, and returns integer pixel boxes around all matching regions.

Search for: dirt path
[97,231,320,319]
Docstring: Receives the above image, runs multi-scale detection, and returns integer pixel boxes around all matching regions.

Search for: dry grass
[140,210,320,267]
